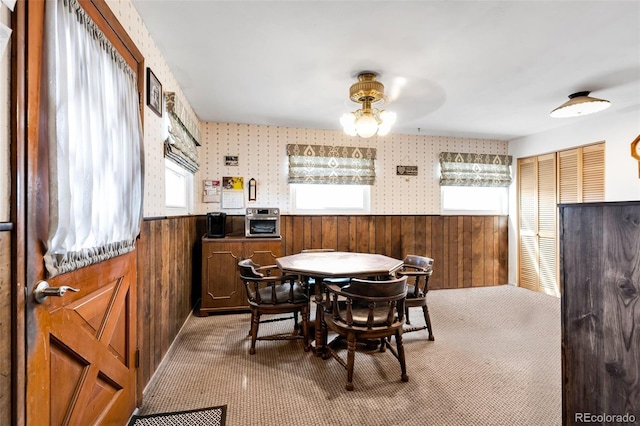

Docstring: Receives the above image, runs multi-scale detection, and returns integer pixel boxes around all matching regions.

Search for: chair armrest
[325,284,344,294]
[255,274,299,283]
[396,270,432,277]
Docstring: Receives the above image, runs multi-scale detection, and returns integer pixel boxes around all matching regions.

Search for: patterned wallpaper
[197,123,508,215]
[108,0,508,217]
[107,0,203,217]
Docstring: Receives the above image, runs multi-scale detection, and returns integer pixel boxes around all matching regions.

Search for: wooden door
[558,142,605,204]
[518,144,605,297]
[518,153,558,296]
[18,1,144,424]
[27,254,137,425]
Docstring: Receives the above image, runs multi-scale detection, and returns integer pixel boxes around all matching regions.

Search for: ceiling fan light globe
[379,110,397,126]
[355,113,378,138]
[340,112,356,126]
[340,113,358,136]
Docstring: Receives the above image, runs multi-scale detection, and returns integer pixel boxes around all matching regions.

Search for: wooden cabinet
[559,201,640,424]
[198,236,282,315]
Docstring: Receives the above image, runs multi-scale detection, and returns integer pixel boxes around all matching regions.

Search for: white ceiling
[130,1,640,141]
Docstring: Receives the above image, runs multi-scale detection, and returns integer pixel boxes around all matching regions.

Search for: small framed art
[146,67,162,117]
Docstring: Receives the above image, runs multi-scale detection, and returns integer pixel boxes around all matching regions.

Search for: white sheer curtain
[44,0,143,277]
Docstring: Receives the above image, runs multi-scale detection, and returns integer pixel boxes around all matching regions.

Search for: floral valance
[286,144,377,185]
[164,92,200,173]
[439,152,512,187]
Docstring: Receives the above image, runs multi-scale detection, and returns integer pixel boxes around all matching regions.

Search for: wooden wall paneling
[471,216,484,287]
[423,216,432,259]
[414,215,427,258]
[353,216,371,253]
[455,217,464,288]
[440,217,449,288]
[373,215,386,255]
[136,216,201,398]
[151,221,162,372]
[382,215,392,256]
[400,216,415,258]
[303,216,314,249]
[160,221,170,365]
[498,216,509,284]
[430,216,445,288]
[293,216,306,253]
[305,216,324,248]
[390,216,402,259]
[135,221,149,403]
[368,214,376,253]
[445,216,458,289]
[484,216,496,286]
[169,220,177,341]
[0,231,10,425]
[336,216,350,252]
[321,216,338,249]
[282,216,293,255]
[462,216,473,288]
[491,217,500,284]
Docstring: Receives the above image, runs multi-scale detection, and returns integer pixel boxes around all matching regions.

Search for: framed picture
[146,67,162,117]
[225,155,239,166]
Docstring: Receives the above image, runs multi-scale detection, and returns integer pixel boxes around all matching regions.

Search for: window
[165,158,193,215]
[290,184,370,214]
[439,151,512,215]
[441,186,509,215]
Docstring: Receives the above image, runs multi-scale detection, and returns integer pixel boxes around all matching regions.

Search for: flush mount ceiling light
[550,91,611,118]
[340,72,396,138]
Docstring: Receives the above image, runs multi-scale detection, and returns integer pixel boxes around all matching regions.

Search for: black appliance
[206,212,227,238]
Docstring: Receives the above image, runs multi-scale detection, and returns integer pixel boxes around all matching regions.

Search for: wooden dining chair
[237,259,310,354]
[395,255,435,341]
[321,275,409,391]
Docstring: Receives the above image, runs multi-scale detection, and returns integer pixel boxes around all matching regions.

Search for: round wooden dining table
[276,251,404,356]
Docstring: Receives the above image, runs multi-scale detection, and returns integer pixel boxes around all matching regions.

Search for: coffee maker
[206,212,227,238]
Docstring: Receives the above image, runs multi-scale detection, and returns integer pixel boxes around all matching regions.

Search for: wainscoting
[135,214,508,397]
[135,216,205,401]
[0,229,11,426]
[279,215,508,289]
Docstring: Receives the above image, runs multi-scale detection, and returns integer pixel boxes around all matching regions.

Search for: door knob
[33,280,80,304]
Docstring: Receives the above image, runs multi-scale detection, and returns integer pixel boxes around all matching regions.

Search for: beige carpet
[134,285,561,426]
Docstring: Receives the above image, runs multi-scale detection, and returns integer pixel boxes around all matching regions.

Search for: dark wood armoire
[559,201,640,425]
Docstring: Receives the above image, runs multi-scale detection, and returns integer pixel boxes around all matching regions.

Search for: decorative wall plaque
[396,165,418,176]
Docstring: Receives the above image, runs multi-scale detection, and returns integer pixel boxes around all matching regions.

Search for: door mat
[128,405,227,426]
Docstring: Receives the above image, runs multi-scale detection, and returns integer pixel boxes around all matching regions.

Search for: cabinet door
[201,241,245,311]
[243,240,282,266]
[560,203,640,424]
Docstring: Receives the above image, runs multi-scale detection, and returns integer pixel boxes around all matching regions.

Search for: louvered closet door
[558,143,605,204]
[518,157,537,292]
[517,154,558,296]
[537,154,558,296]
[518,143,604,297]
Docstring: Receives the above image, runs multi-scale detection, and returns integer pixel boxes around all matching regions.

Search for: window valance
[287,144,377,185]
[439,152,513,187]
[164,92,200,173]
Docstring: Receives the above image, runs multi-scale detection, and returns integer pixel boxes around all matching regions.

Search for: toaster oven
[245,207,280,238]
